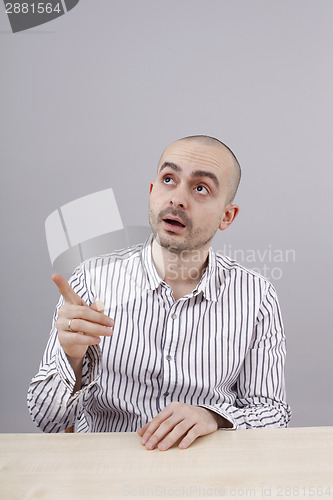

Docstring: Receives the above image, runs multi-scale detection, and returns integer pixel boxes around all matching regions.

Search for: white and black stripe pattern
[27,235,291,432]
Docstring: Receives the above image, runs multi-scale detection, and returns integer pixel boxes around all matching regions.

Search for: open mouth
[163,218,186,228]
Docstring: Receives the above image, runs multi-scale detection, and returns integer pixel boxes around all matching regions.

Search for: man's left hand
[137,402,224,451]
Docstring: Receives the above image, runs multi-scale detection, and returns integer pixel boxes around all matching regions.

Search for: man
[28,135,291,450]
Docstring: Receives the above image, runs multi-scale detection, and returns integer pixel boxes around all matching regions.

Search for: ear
[218,204,239,231]
[149,182,154,194]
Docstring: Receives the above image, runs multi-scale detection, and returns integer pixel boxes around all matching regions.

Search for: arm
[27,269,113,432]
[195,284,291,429]
[231,283,291,428]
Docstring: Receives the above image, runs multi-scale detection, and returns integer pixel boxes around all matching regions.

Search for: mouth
[162,217,186,232]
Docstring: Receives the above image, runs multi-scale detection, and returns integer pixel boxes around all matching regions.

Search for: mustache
[158,208,192,228]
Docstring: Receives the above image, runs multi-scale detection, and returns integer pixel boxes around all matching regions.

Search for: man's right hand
[52,274,114,362]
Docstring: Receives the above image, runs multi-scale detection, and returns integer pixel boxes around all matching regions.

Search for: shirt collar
[140,234,219,302]
[140,234,163,291]
[195,246,219,302]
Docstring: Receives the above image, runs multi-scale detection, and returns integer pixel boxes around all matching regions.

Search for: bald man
[28,136,291,450]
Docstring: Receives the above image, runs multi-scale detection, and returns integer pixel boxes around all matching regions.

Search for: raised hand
[52,273,114,362]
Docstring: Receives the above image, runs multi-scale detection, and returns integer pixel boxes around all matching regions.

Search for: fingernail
[107,319,114,327]
[159,443,167,451]
[105,327,113,335]
[146,440,154,449]
[141,436,147,444]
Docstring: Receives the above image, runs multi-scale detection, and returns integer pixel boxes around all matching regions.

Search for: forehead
[158,141,233,182]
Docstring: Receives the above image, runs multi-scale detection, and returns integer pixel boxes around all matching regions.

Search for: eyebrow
[159,162,220,188]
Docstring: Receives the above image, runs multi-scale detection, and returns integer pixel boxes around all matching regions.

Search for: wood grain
[1,427,332,499]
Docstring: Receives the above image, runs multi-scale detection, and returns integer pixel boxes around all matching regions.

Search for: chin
[153,231,183,251]
[160,235,194,253]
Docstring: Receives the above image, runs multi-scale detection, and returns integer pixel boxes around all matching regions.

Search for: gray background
[0,0,332,432]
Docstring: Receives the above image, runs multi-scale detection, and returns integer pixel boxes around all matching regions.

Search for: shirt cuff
[198,404,237,430]
[55,344,101,393]
[81,344,102,389]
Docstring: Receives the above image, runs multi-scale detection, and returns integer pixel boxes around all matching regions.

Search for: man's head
[148,135,241,253]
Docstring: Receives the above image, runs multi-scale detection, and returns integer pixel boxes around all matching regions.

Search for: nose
[169,186,187,209]
[170,200,184,208]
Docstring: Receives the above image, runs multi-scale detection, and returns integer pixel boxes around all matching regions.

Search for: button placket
[160,304,181,401]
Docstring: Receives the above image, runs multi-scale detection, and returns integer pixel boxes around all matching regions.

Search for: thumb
[90,300,105,312]
[52,273,86,306]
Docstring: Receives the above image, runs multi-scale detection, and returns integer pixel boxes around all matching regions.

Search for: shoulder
[213,253,280,310]
[80,242,145,272]
[68,242,146,299]
[214,252,274,292]
[66,242,146,304]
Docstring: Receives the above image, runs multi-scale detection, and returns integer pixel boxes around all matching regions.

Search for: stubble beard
[148,208,215,254]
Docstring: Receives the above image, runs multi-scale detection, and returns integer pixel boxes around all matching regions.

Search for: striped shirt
[27,234,291,432]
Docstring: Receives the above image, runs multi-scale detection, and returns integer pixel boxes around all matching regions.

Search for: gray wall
[1,0,332,432]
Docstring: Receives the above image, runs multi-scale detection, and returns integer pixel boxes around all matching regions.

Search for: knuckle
[80,306,101,323]
[99,324,108,333]
[57,307,66,318]
[194,423,207,436]
[71,318,81,331]
[189,424,201,437]
[152,413,163,424]
[56,318,68,332]
[177,420,190,433]
[81,306,92,319]
[159,420,172,432]
[73,305,85,318]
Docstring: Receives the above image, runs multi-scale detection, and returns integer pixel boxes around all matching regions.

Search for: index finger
[51,273,86,306]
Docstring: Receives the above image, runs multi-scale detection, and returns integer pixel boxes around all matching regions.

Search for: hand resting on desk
[137,401,232,451]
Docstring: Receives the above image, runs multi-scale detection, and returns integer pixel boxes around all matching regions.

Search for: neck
[151,238,209,288]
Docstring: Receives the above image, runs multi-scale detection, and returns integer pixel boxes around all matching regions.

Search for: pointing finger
[51,273,86,306]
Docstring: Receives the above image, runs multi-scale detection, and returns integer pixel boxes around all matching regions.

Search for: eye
[195,185,209,195]
[163,176,175,185]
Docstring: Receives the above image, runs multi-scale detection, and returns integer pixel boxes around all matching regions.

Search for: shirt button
[171,313,177,320]
[166,355,172,361]
[163,391,169,397]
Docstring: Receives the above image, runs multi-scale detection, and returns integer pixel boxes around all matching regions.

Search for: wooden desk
[1,427,332,500]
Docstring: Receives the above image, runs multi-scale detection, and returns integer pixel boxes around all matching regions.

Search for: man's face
[148,140,238,253]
